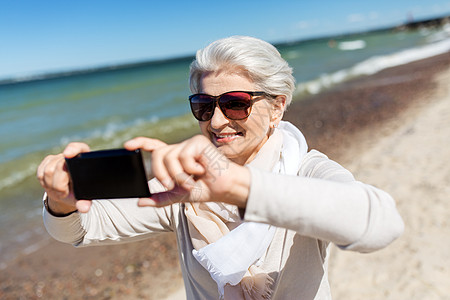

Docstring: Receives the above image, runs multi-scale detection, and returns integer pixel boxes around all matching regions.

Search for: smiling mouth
[212,132,243,143]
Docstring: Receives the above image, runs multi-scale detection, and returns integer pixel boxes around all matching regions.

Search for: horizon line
[1,14,448,86]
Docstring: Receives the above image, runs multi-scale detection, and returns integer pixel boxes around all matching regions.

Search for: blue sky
[1,0,449,80]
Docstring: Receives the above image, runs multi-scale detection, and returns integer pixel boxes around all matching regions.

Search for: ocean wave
[338,40,367,51]
[58,116,158,147]
[0,119,148,192]
[295,36,450,96]
[0,114,197,193]
[0,163,38,192]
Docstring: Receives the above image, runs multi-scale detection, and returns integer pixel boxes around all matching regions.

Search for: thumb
[76,200,92,213]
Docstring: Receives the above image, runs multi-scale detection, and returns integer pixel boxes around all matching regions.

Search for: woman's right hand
[37,142,92,215]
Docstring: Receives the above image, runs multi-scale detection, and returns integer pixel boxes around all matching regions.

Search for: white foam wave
[0,163,38,191]
[59,116,159,146]
[296,37,450,96]
[0,114,195,193]
[338,40,366,51]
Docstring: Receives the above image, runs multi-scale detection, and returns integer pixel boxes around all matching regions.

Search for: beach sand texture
[1,52,449,299]
[328,59,450,299]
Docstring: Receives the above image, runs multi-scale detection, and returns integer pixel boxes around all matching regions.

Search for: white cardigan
[43,125,404,300]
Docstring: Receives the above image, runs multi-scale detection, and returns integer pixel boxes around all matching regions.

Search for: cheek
[250,120,270,138]
[246,107,272,134]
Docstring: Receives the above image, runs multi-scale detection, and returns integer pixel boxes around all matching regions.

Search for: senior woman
[38,36,404,299]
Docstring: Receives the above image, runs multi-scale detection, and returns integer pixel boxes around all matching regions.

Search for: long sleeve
[43,178,175,247]
[244,150,404,253]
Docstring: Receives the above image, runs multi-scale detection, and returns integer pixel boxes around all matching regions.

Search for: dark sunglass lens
[190,95,214,121]
[219,92,252,119]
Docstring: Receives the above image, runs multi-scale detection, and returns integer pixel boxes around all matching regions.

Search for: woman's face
[198,71,280,165]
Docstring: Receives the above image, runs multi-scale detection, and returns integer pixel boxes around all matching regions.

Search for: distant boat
[338,40,367,51]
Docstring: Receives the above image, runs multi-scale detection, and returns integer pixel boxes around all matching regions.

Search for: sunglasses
[189,91,274,121]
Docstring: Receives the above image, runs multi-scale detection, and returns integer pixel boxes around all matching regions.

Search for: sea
[1,25,450,269]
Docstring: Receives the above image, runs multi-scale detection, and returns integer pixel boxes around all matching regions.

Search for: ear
[270,95,286,129]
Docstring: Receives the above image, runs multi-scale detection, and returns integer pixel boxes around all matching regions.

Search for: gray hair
[189,36,296,108]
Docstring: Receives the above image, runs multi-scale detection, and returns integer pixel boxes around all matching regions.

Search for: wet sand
[1,52,449,299]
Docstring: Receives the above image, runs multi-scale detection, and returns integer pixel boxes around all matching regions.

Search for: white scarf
[186,121,308,299]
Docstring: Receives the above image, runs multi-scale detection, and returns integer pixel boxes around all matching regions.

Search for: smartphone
[65,148,151,200]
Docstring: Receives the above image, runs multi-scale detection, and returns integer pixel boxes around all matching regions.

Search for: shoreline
[284,51,450,164]
[1,52,449,299]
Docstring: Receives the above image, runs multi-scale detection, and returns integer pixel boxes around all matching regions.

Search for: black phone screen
[65,148,151,200]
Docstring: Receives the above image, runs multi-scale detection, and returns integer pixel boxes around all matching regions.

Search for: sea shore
[1,52,449,299]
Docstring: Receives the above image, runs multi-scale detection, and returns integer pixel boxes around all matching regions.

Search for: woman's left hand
[124,135,250,208]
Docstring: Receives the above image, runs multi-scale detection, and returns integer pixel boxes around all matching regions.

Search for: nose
[210,105,229,129]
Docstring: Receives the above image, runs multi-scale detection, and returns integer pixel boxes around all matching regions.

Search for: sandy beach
[1,52,449,299]
[286,52,450,299]
[327,57,450,299]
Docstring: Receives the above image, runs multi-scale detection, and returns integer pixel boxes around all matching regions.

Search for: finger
[179,146,206,176]
[37,153,78,213]
[44,159,71,203]
[138,193,176,207]
[42,154,65,190]
[163,148,188,184]
[124,137,167,152]
[151,147,175,190]
[76,200,92,213]
[174,173,197,191]
[137,197,159,207]
[180,135,215,175]
[50,158,71,198]
[162,140,209,190]
[63,142,90,158]
[138,186,188,207]
[161,147,201,192]
[37,154,58,187]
